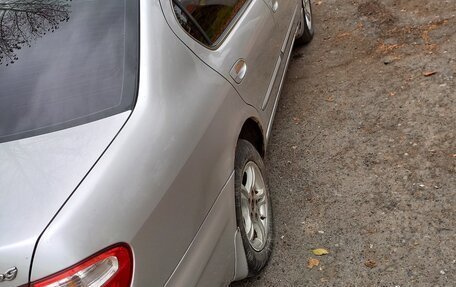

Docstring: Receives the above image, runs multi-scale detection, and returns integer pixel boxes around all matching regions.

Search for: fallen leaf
[312,248,329,256]
[423,71,437,77]
[365,259,377,268]
[307,258,320,269]
[325,96,334,102]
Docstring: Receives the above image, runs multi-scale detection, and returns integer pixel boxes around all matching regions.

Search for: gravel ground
[233,0,455,286]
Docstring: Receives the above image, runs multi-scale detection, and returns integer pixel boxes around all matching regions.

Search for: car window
[172,0,247,46]
[0,0,139,143]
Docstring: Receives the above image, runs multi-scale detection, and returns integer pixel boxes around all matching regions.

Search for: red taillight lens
[31,243,133,287]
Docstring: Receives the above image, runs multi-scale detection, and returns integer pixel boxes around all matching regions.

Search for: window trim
[168,0,253,50]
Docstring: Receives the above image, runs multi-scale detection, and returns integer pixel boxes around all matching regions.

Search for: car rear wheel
[235,139,273,276]
[295,0,314,45]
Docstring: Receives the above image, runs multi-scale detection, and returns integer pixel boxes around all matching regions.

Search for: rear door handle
[230,59,247,84]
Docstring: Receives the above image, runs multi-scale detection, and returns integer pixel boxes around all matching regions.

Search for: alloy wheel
[303,0,312,31]
[240,161,269,251]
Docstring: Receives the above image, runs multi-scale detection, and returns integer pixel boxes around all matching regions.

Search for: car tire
[234,139,273,277]
[295,0,314,45]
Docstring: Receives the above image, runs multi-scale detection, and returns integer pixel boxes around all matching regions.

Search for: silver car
[0,0,314,286]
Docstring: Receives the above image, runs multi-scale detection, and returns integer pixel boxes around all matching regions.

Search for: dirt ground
[233,0,455,286]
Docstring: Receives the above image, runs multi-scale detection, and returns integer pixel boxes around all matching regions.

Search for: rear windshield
[0,0,139,143]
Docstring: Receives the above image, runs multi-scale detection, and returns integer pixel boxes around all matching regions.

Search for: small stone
[440,270,445,275]
[383,55,397,65]
[386,266,395,272]
[365,259,377,268]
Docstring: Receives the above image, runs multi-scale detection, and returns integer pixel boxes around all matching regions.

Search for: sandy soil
[233,0,455,286]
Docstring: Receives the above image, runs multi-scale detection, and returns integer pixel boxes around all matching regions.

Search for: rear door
[161,0,281,115]
[264,0,298,51]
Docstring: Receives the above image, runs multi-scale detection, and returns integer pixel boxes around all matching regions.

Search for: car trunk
[0,112,129,286]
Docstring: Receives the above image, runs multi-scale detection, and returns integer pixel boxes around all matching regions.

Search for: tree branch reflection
[0,0,70,65]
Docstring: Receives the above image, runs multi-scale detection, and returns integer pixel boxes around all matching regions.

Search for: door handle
[230,59,247,84]
[272,0,278,12]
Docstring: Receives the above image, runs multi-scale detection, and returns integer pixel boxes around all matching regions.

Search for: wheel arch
[238,118,265,158]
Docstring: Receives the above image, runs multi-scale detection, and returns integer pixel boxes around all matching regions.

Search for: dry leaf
[312,248,329,256]
[307,258,320,269]
[423,71,437,77]
[365,259,377,268]
[325,96,334,102]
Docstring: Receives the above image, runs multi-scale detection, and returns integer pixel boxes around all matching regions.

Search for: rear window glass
[0,0,139,143]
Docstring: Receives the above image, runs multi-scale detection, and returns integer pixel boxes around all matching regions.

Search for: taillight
[31,243,133,287]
